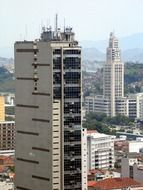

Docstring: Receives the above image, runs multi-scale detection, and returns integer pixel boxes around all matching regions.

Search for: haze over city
[1,1,143,190]
[1,0,143,57]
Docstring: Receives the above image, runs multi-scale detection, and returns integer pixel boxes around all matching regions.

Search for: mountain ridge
[1,33,143,62]
[81,33,143,62]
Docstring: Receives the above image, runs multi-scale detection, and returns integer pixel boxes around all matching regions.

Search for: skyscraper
[103,32,124,117]
[15,22,86,190]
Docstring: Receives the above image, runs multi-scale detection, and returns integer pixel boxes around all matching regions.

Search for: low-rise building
[88,169,120,182]
[121,155,143,183]
[121,156,139,178]
[129,141,143,153]
[84,95,110,116]
[116,132,143,140]
[84,93,143,120]
[0,121,15,150]
[87,131,115,170]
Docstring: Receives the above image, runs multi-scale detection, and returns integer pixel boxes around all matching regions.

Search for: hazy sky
[1,0,143,48]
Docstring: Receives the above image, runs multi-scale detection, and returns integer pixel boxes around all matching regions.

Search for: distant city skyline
[1,0,143,57]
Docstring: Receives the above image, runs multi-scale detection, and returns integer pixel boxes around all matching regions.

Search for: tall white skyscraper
[85,33,143,119]
[103,32,124,117]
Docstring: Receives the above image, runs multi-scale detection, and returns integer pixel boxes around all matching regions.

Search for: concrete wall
[129,141,143,153]
[133,164,143,184]
[15,41,53,190]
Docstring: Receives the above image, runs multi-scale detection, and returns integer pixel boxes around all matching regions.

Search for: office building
[85,90,143,120]
[127,93,143,119]
[85,33,125,117]
[15,22,86,190]
[84,34,143,120]
[103,32,124,117]
[85,95,127,117]
[84,95,110,116]
[87,131,115,170]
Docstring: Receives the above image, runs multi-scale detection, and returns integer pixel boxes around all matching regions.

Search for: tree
[83,112,134,135]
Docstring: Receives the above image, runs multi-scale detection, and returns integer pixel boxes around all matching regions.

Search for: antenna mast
[55,14,58,33]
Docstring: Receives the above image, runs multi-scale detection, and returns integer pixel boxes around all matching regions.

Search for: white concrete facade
[103,32,124,117]
[84,95,110,116]
[87,131,115,170]
[85,93,143,120]
[129,141,143,153]
[82,128,87,190]
[85,33,125,117]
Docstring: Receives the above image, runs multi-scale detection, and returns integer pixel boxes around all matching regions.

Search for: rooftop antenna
[113,28,115,36]
[38,24,41,36]
[47,18,51,28]
[24,25,28,40]
[41,19,45,32]
[55,14,58,33]
[19,33,22,41]
[64,17,66,32]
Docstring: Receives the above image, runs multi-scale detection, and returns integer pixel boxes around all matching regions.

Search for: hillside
[81,33,143,51]
[125,63,143,84]
[0,66,14,92]
[83,62,143,96]
[0,57,14,65]
[81,33,143,62]
[82,48,143,62]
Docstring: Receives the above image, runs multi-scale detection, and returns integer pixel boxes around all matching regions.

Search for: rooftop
[89,169,108,175]
[87,130,97,134]
[87,131,113,139]
[88,181,96,187]
[92,177,141,190]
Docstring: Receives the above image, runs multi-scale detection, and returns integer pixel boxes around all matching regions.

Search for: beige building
[0,96,5,121]
[85,33,125,117]
[85,95,110,116]
[85,93,143,119]
[15,24,86,190]
[103,32,124,117]
[84,34,143,119]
